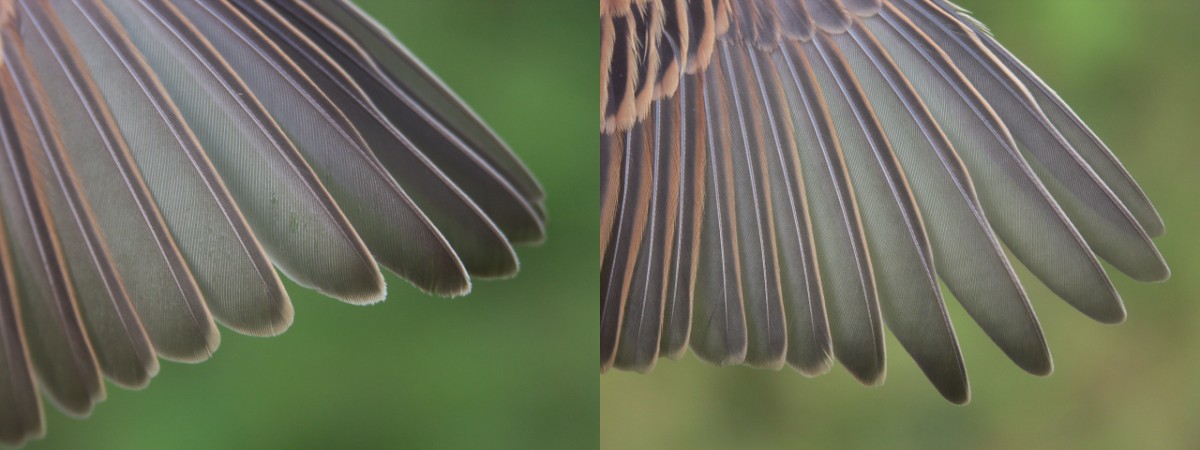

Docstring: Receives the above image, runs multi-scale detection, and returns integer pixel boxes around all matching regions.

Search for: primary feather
[0,0,544,446]
[599,0,1167,404]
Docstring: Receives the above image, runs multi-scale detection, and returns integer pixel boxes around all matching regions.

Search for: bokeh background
[602,1,1200,448]
[29,1,596,449]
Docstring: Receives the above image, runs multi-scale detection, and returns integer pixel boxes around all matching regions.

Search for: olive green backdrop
[602,1,1200,448]
[30,1,596,449]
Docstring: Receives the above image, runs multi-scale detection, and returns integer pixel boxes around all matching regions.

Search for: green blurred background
[30,1,596,449]
[602,1,1200,448]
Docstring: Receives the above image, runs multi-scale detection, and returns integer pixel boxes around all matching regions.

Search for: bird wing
[599,0,1167,404]
[0,0,545,445]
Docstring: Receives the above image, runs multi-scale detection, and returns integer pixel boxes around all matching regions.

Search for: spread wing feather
[270,0,546,245]
[3,19,157,394]
[599,0,1168,403]
[0,0,542,445]
[227,0,518,280]
[0,38,105,417]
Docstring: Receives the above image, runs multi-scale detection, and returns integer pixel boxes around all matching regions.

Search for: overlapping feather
[599,0,1167,404]
[0,0,544,445]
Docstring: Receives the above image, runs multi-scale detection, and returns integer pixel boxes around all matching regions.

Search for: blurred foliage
[31,1,595,449]
[602,0,1200,448]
